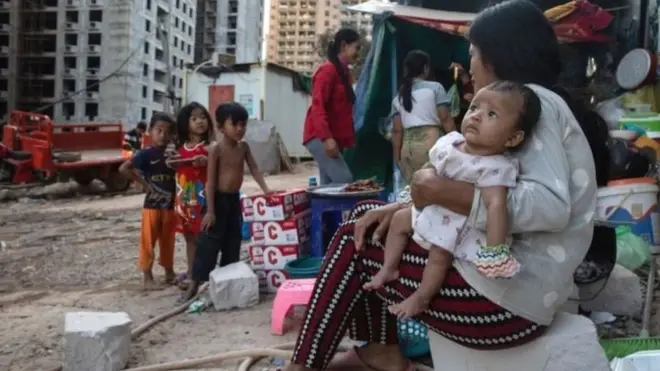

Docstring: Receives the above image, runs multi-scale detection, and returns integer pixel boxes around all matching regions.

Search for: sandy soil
[0,163,318,371]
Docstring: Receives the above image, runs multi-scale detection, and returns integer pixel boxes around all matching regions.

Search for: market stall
[345,0,637,192]
[344,0,660,360]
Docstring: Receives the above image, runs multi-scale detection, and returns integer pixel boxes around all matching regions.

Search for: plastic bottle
[389,165,404,202]
[240,191,251,240]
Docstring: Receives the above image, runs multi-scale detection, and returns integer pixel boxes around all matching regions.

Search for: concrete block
[579,264,643,315]
[63,311,132,371]
[209,261,260,311]
[429,312,610,371]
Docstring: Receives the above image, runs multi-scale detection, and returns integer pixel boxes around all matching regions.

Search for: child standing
[181,102,271,301]
[365,81,542,319]
[119,113,178,290]
[168,102,213,290]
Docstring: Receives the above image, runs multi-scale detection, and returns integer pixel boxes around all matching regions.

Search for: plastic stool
[271,278,316,335]
[309,194,375,257]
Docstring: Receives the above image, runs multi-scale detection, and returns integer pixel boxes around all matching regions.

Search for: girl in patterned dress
[167,102,213,290]
[365,81,542,319]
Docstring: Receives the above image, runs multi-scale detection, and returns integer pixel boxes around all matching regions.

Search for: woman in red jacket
[303,28,361,185]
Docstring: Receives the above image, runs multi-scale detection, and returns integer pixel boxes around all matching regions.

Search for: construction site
[0,0,194,125]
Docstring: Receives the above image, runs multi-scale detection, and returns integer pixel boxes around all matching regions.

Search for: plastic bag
[615,225,650,271]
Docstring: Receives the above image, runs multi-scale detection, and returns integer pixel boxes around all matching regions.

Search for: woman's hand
[410,168,442,209]
[323,138,340,158]
[354,203,402,251]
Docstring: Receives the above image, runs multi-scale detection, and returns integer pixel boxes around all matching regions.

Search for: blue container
[240,191,251,241]
[241,221,251,241]
[309,193,376,257]
[397,319,430,358]
[598,180,660,245]
[284,257,324,279]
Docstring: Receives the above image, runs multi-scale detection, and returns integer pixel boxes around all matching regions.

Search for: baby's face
[461,88,524,153]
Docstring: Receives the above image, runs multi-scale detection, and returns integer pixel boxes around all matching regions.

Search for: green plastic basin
[284,257,323,279]
[620,115,660,131]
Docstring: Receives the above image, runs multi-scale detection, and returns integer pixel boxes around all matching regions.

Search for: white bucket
[596,180,660,245]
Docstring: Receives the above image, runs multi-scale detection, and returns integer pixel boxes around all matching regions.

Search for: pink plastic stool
[271,278,316,335]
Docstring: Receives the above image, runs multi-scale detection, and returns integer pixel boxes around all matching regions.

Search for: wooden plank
[276,133,294,172]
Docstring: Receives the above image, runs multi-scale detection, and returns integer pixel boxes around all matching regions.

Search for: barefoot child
[366,81,542,319]
[119,113,178,290]
[182,102,271,301]
[167,102,213,290]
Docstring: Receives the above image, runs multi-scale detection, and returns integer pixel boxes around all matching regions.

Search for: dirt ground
[2,161,660,371]
[0,163,319,371]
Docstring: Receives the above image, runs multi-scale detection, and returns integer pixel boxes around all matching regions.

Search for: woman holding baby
[283,1,611,370]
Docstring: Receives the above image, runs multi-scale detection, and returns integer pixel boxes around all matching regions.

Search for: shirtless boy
[181,102,271,301]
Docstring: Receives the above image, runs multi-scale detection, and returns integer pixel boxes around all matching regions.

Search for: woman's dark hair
[327,28,360,104]
[399,50,430,112]
[484,81,542,151]
[467,0,610,185]
[176,101,213,147]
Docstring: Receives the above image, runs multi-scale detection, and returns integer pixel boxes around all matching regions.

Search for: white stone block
[429,312,610,371]
[579,264,643,315]
[63,311,132,371]
[209,261,260,311]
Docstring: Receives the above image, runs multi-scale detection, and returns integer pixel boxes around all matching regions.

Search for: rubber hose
[131,282,210,339]
[44,281,437,371]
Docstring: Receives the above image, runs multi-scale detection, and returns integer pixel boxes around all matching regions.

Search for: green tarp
[344,15,469,192]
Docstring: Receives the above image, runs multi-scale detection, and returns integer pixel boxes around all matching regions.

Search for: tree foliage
[315,28,372,79]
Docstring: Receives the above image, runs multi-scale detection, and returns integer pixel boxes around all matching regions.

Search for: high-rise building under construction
[0,0,195,126]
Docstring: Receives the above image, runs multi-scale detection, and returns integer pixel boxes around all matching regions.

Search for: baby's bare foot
[364,268,399,290]
[389,293,430,319]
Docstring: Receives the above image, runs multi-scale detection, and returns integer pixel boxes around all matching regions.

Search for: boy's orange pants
[139,209,176,272]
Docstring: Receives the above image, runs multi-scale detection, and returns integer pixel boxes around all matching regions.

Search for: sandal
[328,346,416,371]
[163,273,178,285]
[174,273,192,290]
[178,278,193,291]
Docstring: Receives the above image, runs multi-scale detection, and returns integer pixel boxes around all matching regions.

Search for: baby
[366,81,542,319]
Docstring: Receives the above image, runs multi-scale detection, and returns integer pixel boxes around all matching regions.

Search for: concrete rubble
[580,264,643,316]
[428,312,610,371]
[63,311,132,371]
[209,261,260,311]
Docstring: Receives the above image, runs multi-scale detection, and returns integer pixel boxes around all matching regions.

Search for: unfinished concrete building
[194,0,264,65]
[267,0,372,73]
[0,0,196,126]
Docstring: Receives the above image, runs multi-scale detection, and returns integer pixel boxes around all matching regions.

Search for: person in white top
[390,50,456,184]
[368,81,541,319]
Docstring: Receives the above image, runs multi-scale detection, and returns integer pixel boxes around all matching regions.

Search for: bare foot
[143,271,165,291]
[389,293,429,319]
[143,279,165,291]
[364,268,399,290]
[328,344,410,370]
[163,269,177,285]
[178,280,200,303]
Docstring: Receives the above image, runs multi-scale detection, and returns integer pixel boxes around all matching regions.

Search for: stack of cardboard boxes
[241,189,311,293]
